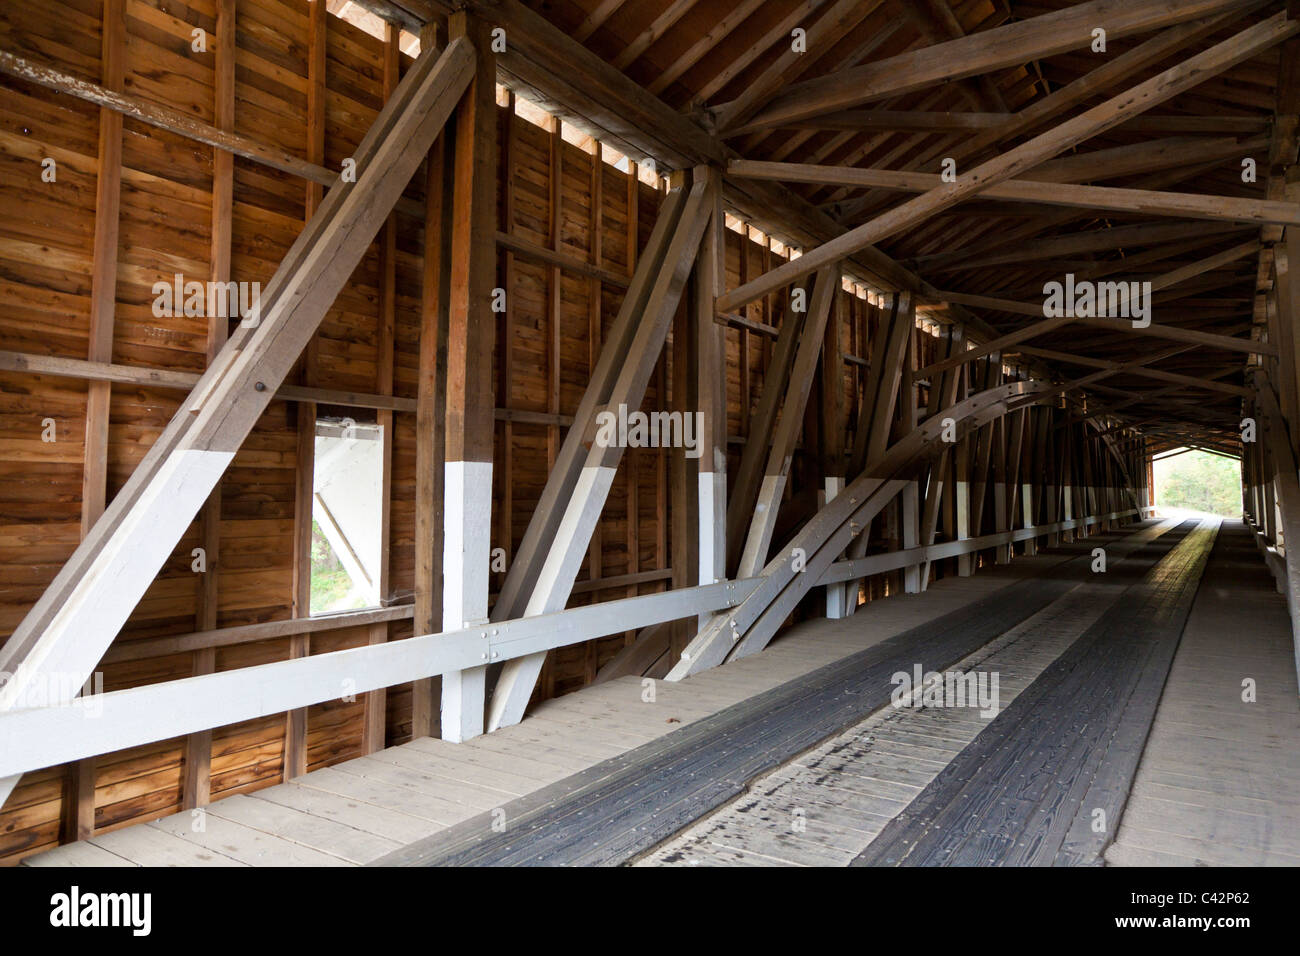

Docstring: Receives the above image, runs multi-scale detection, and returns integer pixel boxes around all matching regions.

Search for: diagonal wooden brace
[0,37,477,810]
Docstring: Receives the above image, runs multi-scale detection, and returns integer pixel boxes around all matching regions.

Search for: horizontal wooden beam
[496,231,630,287]
[0,349,418,412]
[0,577,761,780]
[0,349,591,426]
[926,221,1254,274]
[99,567,676,666]
[783,110,1011,131]
[0,49,330,185]
[731,0,1264,131]
[0,35,477,811]
[1008,345,1249,396]
[821,508,1148,584]
[0,492,1152,782]
[729,160,1300,226]
[714,13,1298,313]
[0,47,429,220]
[102,605,417,665]
[782,111,1267,135]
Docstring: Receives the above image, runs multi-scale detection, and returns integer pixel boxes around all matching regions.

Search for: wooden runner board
[851,520,1214,866]
[370,534,1163,867]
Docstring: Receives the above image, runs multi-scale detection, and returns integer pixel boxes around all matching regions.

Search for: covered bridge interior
[0,0,1298,867]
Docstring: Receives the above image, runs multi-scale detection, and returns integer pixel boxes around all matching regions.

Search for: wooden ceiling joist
[919,244,1270,375]
[1009,345,1250,397]
[713,0,884,133]
[729,159,1300,226]
[925,221,1254,273]
[728,0,1266,132]
[716,12,1299,312]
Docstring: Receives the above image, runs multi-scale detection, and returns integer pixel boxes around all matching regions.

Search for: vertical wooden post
[284,0,327,779]
[546,116,563,468]
[821,280,842,616]
[64,0,126,841]
[363,19,401,756]
[965,357,998,570]
[585,139,605,676]
[896,323,921,592]
[496,86,516,671]
[1264,437,1279,544]
[1061,428,1075,541]
[1022,407,1041,556]
[999,408,1026,565]
[954,429,972,576]
[535,110,560,694]
[1282,175,1300,458]
[1083,424,1098,526]
[441,10,497,742]
[671,271,700,662]
[184,0,236,809]
[991,414,1010,562]
[623,161,640,647]
[1045,413,1061,546]
[656,347,669,582]
[695,167,726,628]
[738,229,751,439]
[412,21,451,740]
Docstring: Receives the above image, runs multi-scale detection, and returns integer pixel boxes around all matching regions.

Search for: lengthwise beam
[731,0,1264,132]
[0,37,477,810]
[1011,345,1250,397]
[714,12,1300,312]
[917,240,1270,378]
[729,160,1300,227]
[0,48,336,188]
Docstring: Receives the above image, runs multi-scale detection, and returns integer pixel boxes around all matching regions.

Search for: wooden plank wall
[0,0,925,862]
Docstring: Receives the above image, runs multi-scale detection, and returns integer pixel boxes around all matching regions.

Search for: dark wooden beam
[730,160,1300,226]
[716,13,1299,311]
[732,0,1264,132]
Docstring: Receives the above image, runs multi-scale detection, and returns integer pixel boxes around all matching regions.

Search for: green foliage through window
[310,519,367,613]
[1152,449,1241,518]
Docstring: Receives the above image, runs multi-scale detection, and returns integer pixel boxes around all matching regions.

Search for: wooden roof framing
[388,0,1297,446]
[2,0,1295,861]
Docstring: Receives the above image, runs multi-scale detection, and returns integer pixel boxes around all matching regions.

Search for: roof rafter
[716,12,1298,312]
[729,0,1265,132]
[729,159,1300,225]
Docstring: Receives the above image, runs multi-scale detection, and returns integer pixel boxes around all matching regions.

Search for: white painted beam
[487,174,717,731]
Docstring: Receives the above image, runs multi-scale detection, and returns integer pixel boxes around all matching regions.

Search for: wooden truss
[5,0,1300,818]
[0,36,478,808]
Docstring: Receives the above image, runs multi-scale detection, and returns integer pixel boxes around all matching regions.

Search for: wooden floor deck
[641,517,1201,866]
[1105,522,1300,867]
[26,543,1063,867]
[27,518,1295,868]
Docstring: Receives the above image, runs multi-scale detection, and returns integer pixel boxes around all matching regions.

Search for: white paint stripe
[442,460,493,631]
[441,459,492,740]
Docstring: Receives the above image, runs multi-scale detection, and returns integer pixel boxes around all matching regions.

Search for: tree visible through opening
[1153,449,1242,518]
